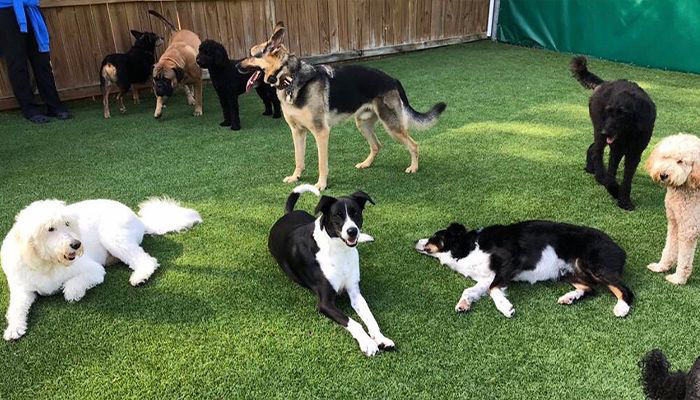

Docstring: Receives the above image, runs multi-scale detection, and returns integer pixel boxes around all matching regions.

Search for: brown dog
[237,22,445,190]
[148,10,202,119]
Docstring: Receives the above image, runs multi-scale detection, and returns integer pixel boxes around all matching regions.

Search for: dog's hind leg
[606,281,634,317]
[616,153,641,210]
[378,94,419,173]
[355,113,382,169]
[116,90,127,114]
[283,122,307,185]
[102,83,112,119]
[558,281,594,305]
[455,280,490,312]
[132,87,140,104]
[184,84,196,106]
[347,284,394,350]
[193,81,203,116]
[103,237,159,287]
[311,127,330,190]
[3,289,36,341]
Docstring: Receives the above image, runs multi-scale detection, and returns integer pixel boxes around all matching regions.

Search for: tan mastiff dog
[148,10,202,118]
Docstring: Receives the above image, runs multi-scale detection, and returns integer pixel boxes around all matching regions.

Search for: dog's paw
[647,262,671,273]
[63,283,86,302]
[358,337,380,357]
[283,175,300,184]
[404,165,418,174]
[613,300,630,318]
[154,112,162,119]
[219,120,231,127]
[665,273,688,285]
[455,298,471,312]
[617,200,635,211]
[3,325,26,341]
[104,112,111,119]
[372,335,395,350]
[187,97,196,106]
[129,268,156,287]
[355,160,373,169]
[230,124,241,131]
[119,106,127,114]
[494,300,515,318]
[314,181,327,191]
[193,110,203,117]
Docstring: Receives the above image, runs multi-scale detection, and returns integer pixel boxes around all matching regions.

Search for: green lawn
[1,40,699,399]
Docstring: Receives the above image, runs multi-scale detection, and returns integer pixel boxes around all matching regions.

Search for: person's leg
[25,10,70,119]
[0,8,48,122]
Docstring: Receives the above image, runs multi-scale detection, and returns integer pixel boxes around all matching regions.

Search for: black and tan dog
[148,10,202,119]
[100,30,163,119]
[237,22,446,190]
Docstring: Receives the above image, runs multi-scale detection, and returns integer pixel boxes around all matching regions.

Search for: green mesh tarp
[496,0,700,74]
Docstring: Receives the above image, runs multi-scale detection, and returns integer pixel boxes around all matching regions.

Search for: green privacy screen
[496,0,700,74]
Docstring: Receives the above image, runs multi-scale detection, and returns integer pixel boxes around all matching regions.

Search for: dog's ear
[446,223,467,237]
[268,22,286,49]
[131,30,143,40]
[689,159,700,189]
[152,64,162,78]
[314,195,337,215]
[174,67,185,83]
[350,191,375,210]
[644,143,660,176]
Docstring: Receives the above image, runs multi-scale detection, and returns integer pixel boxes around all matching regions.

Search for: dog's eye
[65,222,70,227]
[48,227,55,232]
[677,160,684,165]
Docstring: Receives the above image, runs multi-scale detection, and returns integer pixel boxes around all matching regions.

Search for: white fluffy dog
[645,133,700,285]
[1,197,202,340]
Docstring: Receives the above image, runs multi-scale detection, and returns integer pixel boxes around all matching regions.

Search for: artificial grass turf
[1,40,700,399]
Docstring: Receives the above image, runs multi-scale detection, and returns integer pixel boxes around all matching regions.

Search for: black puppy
[196,40,280,131]
[100,30,163,119]
[267,184,394,356]
[571,56,656,211]
[641,349,700,400]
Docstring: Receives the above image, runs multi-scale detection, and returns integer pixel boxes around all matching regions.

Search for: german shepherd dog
[237,22,446,190]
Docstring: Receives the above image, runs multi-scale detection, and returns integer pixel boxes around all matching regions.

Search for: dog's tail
[285,184,320,214]
[570,56,604,90]
[137,197,202,235]
[148,10,178,31]
[640,349,688,400]
[100,61,117,92]
[397,81,446,130]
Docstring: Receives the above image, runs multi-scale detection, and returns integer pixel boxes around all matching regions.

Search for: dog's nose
[347,227,358,238]
[268,75,277,84]
[70,240,81,250]
[660,173,668,181]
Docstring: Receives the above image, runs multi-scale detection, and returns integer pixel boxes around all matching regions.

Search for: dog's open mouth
[343,237,358,247]
[64,252,77,261]
[246,71,262,92]
[606,136,616,145]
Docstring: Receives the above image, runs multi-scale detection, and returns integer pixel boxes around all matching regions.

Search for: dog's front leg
[4,289,36,340]
[218,93,231,127]
[648,214,678,273]
[312,127,330,191]
[154,96,165,119]
[455,281,490,312]
[283,123,306,184]
[193,80,203,116]
[229,95,241,131]
[666,232,698,285]
[317,289,379,356]
[616,154,641,210]
[63,259,106,302]
[347,285,395,350]
[102,83,112,119]
[489,287,515,318]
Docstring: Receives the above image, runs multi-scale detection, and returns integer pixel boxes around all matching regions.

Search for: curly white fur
[1,198,201,340]
[645,133,700,285]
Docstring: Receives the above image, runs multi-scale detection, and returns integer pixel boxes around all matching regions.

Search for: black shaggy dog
[100,31,163,119]
[640,349,700,400]
[571,56,656,211]
[196,40,280,130]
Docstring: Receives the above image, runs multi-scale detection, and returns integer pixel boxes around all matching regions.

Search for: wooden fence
[0,0,489,110]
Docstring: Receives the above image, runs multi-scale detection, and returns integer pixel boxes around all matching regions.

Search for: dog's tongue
[606,137,615,145]
[246,71,261,92]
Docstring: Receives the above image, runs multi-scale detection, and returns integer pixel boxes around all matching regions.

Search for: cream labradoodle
[1,197,201,340]
[645,133,700,285]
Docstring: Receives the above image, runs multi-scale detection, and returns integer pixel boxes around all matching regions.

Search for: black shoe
[47,109,72,120]
[27,114,51,124]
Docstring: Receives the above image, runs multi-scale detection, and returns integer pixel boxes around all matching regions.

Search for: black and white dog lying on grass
[415,220,634,318]
[268,185,394,356]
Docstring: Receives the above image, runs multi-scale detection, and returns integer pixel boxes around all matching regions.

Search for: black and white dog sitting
[268,185,394,356]
[640,349,700,400]
[415,220,634,318]
[196,40,280,131]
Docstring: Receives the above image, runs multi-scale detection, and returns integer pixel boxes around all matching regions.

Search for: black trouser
[0,7,66,118]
